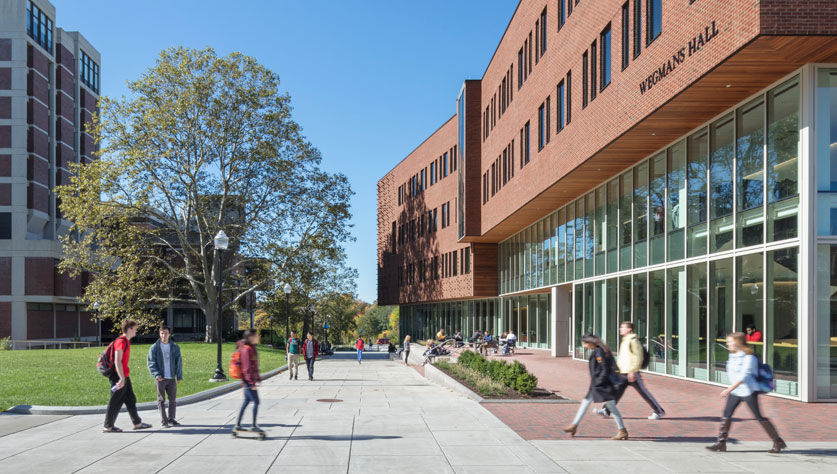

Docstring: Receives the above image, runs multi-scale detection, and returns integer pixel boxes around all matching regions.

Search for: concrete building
[377,0,837,401]
[0,0,100,344]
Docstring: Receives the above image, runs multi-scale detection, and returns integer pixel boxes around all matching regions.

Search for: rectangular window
[582,51,589,108]
[566,71,572,124]
[524,121,531,164]
[503,149,508,185]
[538,103,546,151]
[540,7,547,57]
[492,163,496,196]
[398,186,402,206]
[621,3,630,69]
[510,140,515,178]
[452,145,457,171]
[430,162,436,185]
[568,0,573,16]
[557,81,565,132]
[590,40,597,101]
[518,49,524,88]
[483,173,488,204]
[446,201,451,227]
[535,19,540,65]
[528,31,533,74]
[443,152,448,177]
[520,128,524,168]
[453,251,458,277]
[559,0,566,30]
[509,65,514,101]
[465,247,471,274]
[0,213,11,239]
[546,97,551,145]
[27,1,53,53]
[633,0,642,58]
[647,0,662,45]
[600,25,612,90]
[524,40,529,81]
[80,51,100,93]
[441,203,447,229]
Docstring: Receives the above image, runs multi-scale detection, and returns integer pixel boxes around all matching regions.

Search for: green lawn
[0,342,285,411]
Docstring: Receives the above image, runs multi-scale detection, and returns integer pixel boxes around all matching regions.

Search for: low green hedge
[457,350,538,395]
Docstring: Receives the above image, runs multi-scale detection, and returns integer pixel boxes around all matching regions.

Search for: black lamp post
[210,230,229,382]
[283,282,291,343]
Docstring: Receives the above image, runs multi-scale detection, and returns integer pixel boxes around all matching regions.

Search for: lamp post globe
[210,229,229,382]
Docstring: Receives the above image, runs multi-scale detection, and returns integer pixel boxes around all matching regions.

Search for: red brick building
[378,0,837,401]
[0,0,100,344]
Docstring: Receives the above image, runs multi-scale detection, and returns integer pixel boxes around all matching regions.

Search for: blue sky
[53,0,519,303]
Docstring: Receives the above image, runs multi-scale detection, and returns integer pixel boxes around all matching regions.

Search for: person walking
[598,321,665,420]
[234,329,262,433]
[147,325,183,428]
[402,335,411,365]
[356,335,365,364]
[563,334,628,440]
[706,332,786,453]
[302,332,319,381]
[287,331,301,380]
[103,320,151,432]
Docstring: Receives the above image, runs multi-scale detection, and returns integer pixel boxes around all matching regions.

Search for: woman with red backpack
[356,335,365,364]
[706,332,786,453]
[234,329,262,433]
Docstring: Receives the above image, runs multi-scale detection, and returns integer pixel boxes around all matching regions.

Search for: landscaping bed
[434,351,563,401]
[0,342,286,411]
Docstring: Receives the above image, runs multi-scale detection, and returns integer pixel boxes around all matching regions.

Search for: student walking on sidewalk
[706,332,786,453]
[564,334,628,440]
[402,335,411,365]
[599,321,665,420]
[356,336,365,364]
[302,332,319,381]
[147,325,183,428]
[103,320,151,432]
[235,329,262,432]
[287,331,301,380]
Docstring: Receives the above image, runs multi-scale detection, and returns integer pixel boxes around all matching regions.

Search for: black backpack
[96,336,125,377]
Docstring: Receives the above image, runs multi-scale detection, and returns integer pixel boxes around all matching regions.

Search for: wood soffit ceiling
[466,35,837,244]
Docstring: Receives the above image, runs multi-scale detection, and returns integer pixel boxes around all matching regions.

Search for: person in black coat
[563,333,629,440]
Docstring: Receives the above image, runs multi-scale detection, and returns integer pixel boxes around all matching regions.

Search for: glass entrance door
[816,245,837,399]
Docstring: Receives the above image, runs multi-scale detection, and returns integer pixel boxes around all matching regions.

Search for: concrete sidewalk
[1,353,834,473]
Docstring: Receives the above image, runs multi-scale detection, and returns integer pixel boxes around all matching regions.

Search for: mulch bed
[434,364,564,400]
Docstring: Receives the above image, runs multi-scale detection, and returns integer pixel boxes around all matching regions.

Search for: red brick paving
[480,349,837,442]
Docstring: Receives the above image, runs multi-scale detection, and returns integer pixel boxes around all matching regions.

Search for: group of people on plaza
[100,321,322,434]
[99,318,786,453]
[562,321,786,453]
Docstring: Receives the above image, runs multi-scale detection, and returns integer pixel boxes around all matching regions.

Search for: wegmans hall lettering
[639,21,720,95]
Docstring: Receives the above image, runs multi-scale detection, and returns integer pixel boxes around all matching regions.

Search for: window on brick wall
[465,247,471,274]
[26,1,53,53]
[633,0,642,58]
[443,152,448,177]
[559,0,566,30]
[582,51,589,108]
[528,31,533,75]
[538,102,546,151]
[557,80,565,133]
[518,48,524,88]
[524,121,531,165]
[546,96,551,145]
[601,24,612,91]
[622,3,630,70]
[647,0,662,45]
[453,145,457,171]
[590,40,597,101]
[540,7,547,57]
[453,251,458,277]
[535,19,540,65]
[0,212,10,239]
[80,51,100,93]
[491,163,496,197]
[567,71,572,124]
[568,0,573,16]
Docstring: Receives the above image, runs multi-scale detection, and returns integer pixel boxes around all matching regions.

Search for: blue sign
[359,329,363,333]
[324,323,329,329]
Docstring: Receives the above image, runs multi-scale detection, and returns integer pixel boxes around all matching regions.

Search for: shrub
[454,349,539,396]
[0,337,11,350]
[515,373,538,395]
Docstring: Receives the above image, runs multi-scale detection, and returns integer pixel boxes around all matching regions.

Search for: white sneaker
[648,412,663,420]
[593,408,610,418]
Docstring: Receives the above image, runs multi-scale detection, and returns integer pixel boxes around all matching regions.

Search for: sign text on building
[639,21,720,95]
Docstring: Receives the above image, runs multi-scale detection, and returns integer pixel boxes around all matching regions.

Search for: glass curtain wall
[497,74,801,396]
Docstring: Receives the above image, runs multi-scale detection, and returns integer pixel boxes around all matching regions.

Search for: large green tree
[57,47,354,340]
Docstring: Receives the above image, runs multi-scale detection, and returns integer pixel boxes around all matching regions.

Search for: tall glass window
[736,252,764,358]
[606,278,618,349]
[620,171,633,270]
[528,296,537,344]
[710,258,734,383]
[619,275,632,332]
[687,129,709,257]
[634,162,649,267]
[574,285,585,358]
[585,193,595,276]
[600,25,612,90]
[767,247,798,396]
[736,98,765,248]
[634,272,648,346]
[647,0,662,44]
[710,115,735,253]
[767,77,799,242]
[650,153,666,264]
[576,200,585,280]
[667,266,686,376]
[595,187,607,275]
[649,269,665,373]
[815,244,837,399]
[557,209,566,283]
[687,262,708,380]
[538,294,549,345]
[607,178,619,273]
[667,140,686,261]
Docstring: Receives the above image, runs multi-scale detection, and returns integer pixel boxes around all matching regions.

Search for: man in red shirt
[103,320,151,432]
[745,323,763,343]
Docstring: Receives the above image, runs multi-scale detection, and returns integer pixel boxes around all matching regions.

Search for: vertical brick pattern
[760,0,837,35]
[25,257,55,295]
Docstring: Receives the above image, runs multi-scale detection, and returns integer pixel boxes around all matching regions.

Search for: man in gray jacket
[147,325,183,428]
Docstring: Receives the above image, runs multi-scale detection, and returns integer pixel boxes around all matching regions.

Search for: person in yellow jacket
[598,321,666,420]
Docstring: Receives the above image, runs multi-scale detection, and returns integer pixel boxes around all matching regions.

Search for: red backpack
[229,346,243,379]
[96,336,126,377]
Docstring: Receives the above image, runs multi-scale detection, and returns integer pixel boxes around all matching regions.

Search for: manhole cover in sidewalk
[316,399,343,403]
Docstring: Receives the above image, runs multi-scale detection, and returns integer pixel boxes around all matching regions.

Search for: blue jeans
[236,385,259,427]
[357,349,363,362]
[572,394,625,430]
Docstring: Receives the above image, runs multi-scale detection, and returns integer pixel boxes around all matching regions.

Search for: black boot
[706,417,731,452]
[760,419,787,453]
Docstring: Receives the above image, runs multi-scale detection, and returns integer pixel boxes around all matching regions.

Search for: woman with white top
[706,332,786,453]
